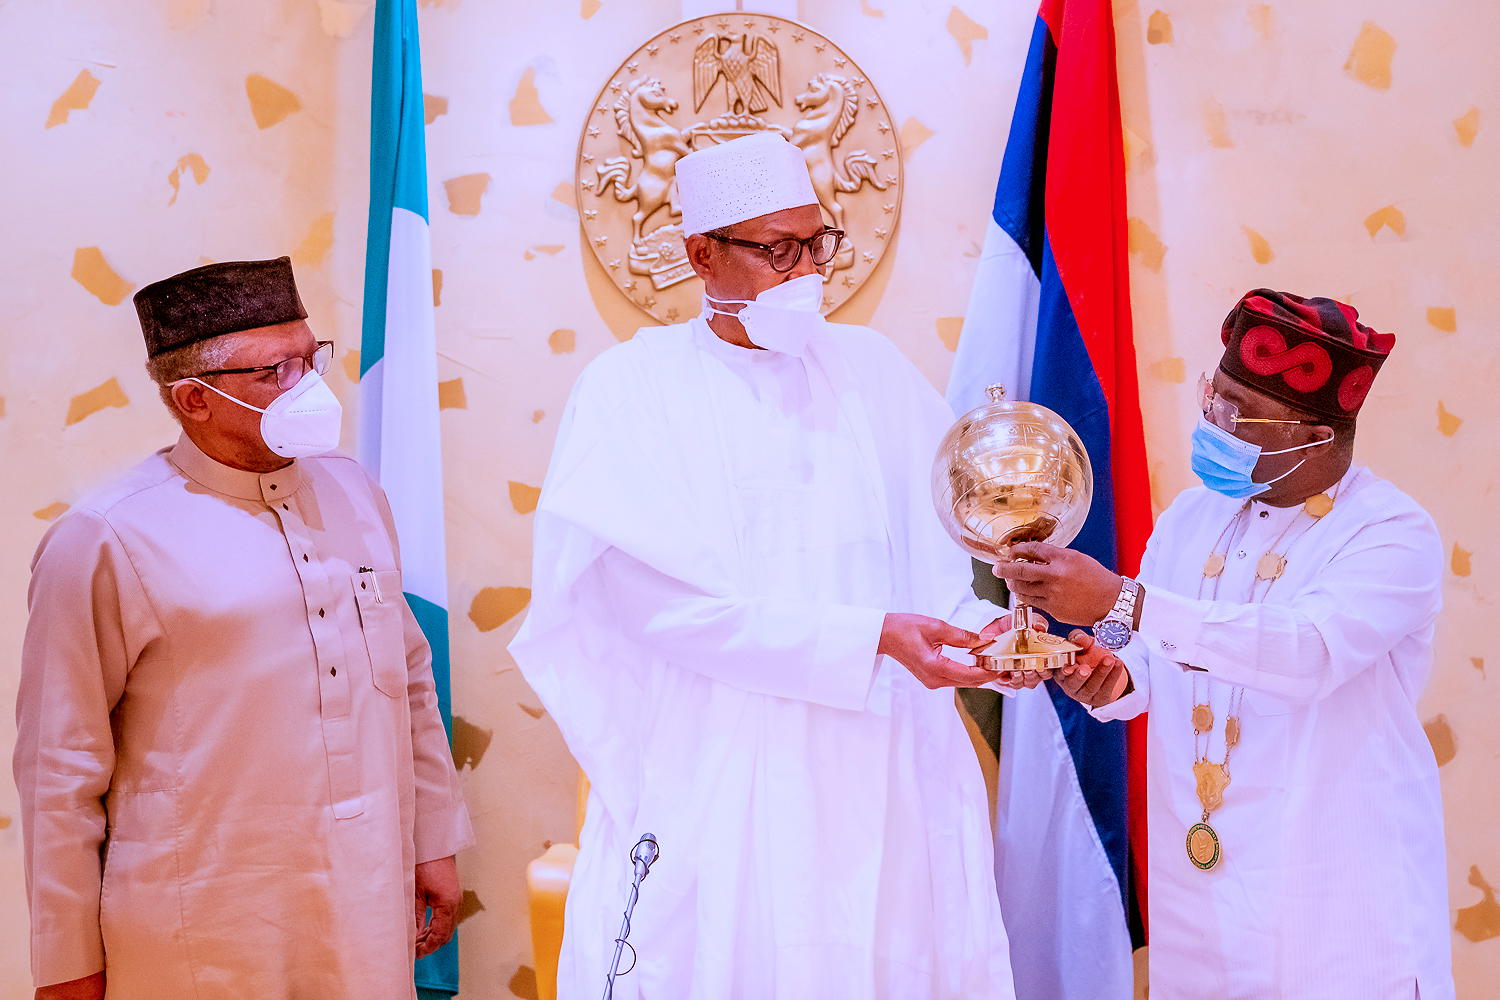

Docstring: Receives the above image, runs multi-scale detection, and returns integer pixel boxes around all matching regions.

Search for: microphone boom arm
[603,833,659,999]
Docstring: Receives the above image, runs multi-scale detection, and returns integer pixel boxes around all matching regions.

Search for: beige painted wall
[1,1,1494,996]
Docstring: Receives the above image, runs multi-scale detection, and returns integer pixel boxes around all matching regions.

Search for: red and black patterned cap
[1218,289,1395,423]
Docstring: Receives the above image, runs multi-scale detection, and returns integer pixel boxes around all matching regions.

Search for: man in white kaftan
[511,133,1017,999]
[997,289,1453,1000]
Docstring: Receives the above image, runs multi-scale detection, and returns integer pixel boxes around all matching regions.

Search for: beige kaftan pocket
[353,569,407,697]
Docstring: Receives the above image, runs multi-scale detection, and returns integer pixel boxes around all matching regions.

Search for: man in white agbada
[995,290,1454,999]
[510,133,1019,998]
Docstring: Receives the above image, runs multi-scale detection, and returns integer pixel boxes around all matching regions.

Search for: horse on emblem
[789,73,889,231]
[595,78,690,241]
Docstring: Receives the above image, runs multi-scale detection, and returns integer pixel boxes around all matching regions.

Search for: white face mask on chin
[704,272,827,357]
[177,369,343,459]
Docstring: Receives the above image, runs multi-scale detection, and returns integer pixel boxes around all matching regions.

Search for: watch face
[1094,620,1131,650]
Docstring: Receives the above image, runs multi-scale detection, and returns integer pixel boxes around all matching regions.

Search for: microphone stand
[603,833,658,1000]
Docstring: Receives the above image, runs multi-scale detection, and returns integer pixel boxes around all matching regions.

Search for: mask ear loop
[703,292,751,308]
[1255,428,1336,487]
[168,377,270,415]
[702,292,752,322]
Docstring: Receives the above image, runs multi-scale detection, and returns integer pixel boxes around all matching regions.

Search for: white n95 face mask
[704,272,827,357]
[180,369,343,458]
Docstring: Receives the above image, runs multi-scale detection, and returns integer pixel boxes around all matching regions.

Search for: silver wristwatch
[1093,577,1141,651]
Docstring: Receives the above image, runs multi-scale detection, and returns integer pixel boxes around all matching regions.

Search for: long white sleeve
[595,546,886,711]
[1133,503,1442,707]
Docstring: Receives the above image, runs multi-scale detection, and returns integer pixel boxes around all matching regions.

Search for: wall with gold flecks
[0,2,1494,997]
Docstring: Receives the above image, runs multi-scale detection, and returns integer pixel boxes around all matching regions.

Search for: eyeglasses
[197,342,334,391]
[1198,373,1319,432]
[706,228,845,273]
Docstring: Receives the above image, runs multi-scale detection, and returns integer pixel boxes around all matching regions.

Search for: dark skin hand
[878,613,1006,689]
[878,613,1066,690]
[993,542,1134,630]
[1054,630,1134,707]
[414,855,462,957]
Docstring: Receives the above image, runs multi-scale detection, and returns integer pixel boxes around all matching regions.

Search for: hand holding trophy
[932,386,1094,675]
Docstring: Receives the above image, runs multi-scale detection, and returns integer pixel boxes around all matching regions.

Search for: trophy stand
[971,596,1080,673]
[932,384,1094,675]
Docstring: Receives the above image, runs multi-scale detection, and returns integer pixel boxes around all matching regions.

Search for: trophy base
[974,629,1080,673]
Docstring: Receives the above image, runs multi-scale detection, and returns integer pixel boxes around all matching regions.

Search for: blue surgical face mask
[1190,416,1334,499]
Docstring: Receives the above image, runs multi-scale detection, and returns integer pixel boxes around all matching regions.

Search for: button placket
[270,492,360,812]
[1242,507,1288,561]
[280,508,332,660]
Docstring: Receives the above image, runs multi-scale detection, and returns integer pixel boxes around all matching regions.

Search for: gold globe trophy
[932,385,1095,672]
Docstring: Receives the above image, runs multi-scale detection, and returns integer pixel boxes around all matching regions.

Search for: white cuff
[1136,585,1205,668]
[808,604,888,711]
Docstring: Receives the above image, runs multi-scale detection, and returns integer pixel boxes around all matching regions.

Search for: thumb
[1008,541,1053,562]
[934,621,982,648]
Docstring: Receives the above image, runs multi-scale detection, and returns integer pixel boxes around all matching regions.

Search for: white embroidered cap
[676,132,819,235]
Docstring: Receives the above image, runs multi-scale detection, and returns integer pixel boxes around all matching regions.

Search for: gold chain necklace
[1185,486,1338,871]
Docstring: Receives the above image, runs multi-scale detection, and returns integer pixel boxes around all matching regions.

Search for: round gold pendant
[1203,553,1226,579]
[1191,704,1214,732]
[1255,552,1287,581]
[1304,493,1334,518]
[1187,822,1221,870]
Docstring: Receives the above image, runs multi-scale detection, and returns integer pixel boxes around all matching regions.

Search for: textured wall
[0,1,1494,997]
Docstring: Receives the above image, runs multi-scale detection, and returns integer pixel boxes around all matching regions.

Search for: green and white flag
[359,1,457,996]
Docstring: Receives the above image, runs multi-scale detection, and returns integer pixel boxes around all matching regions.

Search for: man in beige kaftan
[14,257,473,1000]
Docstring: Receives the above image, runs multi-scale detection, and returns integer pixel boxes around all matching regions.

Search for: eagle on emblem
[692,33,782,115]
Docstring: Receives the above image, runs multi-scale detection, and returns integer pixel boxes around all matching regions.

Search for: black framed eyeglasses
[706,228,845,273]
[197,342,334,391]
